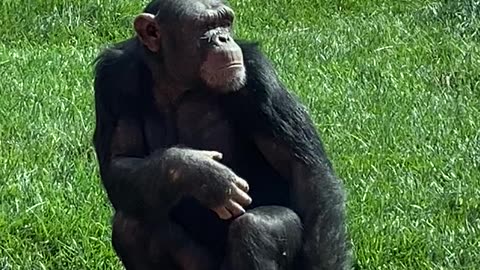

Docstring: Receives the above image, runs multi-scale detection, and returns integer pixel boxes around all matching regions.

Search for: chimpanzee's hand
[178,149,252,220]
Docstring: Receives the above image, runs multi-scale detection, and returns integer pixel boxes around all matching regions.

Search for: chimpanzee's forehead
[155,0,229,23]
[184,0,227,17]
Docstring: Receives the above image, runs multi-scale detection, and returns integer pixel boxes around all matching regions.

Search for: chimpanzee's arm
[92,46,179,216]
[223,42,349,270]
[93,107,249,219]
[93,110,204,216]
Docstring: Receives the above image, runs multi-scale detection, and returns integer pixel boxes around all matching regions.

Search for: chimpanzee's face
[134,0,246,92]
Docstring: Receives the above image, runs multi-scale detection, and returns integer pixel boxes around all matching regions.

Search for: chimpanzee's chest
[174,92,240,165]
[144,91,240,161]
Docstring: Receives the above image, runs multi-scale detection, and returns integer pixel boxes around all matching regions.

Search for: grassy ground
[0,0,479,269]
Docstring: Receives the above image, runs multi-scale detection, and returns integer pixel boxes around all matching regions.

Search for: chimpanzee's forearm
[102,147,201,218]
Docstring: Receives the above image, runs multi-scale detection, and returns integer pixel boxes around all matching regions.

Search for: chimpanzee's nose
[214,33,230,45]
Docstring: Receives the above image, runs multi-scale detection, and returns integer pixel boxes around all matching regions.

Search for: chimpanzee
[93,0,349,269]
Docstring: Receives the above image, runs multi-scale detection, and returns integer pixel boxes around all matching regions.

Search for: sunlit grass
[0,0,479,269]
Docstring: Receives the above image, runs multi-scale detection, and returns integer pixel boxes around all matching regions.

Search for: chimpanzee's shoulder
[93,38,154,115]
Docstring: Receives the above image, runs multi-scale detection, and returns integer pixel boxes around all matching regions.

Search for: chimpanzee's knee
[225,206,303,270]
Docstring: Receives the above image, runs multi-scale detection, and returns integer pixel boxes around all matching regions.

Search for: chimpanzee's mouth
[220,62,244,70]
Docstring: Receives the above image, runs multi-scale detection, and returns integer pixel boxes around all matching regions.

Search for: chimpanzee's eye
[223,20,232,28]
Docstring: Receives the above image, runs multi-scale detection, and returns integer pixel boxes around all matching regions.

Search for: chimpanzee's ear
[134,13,161,52]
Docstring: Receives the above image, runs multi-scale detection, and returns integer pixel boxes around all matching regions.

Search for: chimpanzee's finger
[235,177,249,192]
[232,185,252,206]
[201,150,223,161]
[211,206,232,220]
[225,199,246,217]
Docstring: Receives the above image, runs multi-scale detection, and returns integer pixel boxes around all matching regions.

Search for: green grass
[0,0,479,269]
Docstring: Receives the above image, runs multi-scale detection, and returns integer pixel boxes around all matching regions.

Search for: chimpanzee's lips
[205,49,245,72]
[210,49,244,70]
[220,62,244,69]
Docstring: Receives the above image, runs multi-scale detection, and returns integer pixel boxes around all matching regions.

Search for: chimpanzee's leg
[112,211,214,270]
[222,206,303,270]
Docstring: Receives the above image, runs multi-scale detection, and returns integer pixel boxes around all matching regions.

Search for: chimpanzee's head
[134,0,246,93]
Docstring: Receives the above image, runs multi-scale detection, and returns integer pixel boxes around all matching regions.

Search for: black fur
[93,1,349,269]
